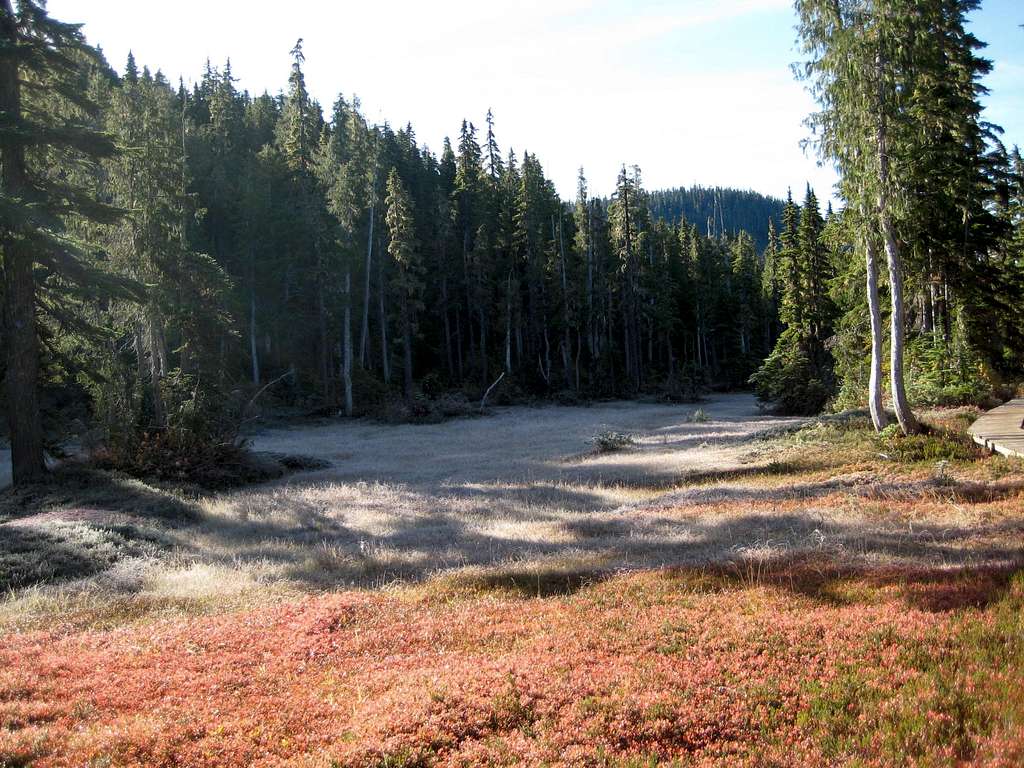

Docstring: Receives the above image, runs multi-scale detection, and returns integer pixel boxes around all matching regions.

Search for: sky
[49,0,1024,203]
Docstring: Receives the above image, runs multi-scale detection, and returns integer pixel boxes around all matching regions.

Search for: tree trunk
[134,326,147,380]
[317,263,330,403]
[441,274,454,378]
[359,199,374,366]
[864,229,889,431]
[377,243,391,385]
[622,315,632,387]
[515,322,523,370]
[248,286,260,387]
[505,272,512,374]
[542,325,552,385]
[341,267,353,416]
[877,114,918,435]
[462,230,477,376]
[402,304,414,402]
[880,213,918,434]
[557,216,573,390]
[478,306,487,388]
[0,28,46,490]
[147,313,166,428]
[454,303,464,380]
[2,240,46,483]
[575,330,582,391]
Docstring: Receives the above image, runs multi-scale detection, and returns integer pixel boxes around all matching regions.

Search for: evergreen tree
[730,230,760,359]
[797,186,833,350]
[608,165,649,391]
[0,0,133,484]
[274,40,331,400]
[751,187,834,414]
[100,60,232,438]
[385,168,423,400]
[796,0,1009,427]
[6,0,1018,486]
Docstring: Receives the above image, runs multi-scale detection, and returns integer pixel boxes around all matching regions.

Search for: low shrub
[906,332,992,407]
[554,389,582,406]
[378,392,477,425]
[591,430,636,453]
[351,367,390,415]
[662,363,706,403]
[82,365,280,488]
[874,423,984,463]
[90,432,284,489]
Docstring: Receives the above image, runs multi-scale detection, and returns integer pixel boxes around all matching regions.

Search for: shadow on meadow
[689,554,1023,613]
[0,467,197,592]
[2,454,1021,602]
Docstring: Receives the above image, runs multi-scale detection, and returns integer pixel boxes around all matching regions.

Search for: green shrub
[906,334,991,407]
[749,328,834,415]
[591,430,636,453]
[660,363,705,403]
[351,366,390,414]
[418,372,446,399]
[378,392,476,424]
[873,423,983,463]
[83,361,267,487]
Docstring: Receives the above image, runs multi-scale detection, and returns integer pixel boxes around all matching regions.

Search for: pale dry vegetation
[1,394,1021,631]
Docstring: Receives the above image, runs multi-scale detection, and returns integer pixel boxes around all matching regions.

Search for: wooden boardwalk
[968,398,1024,458]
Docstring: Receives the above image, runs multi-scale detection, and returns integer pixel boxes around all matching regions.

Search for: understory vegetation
[1,562,1022,767]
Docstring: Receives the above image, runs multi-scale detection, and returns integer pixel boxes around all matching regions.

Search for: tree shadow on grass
[667,552,1023,614]
[429,565,611,598]
[0,466,199,591]
[0,521,163,591]
[2,459,1021,610]
[0,465,200,525]
[262,497,1024,602]
[549,456,838,493]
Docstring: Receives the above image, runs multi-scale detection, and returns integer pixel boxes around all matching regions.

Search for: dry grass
[0,395,1021,633]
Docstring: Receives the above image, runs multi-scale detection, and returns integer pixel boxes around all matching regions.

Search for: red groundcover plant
[1,562,1022,767]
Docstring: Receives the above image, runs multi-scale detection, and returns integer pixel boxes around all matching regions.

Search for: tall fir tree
[0,0,135,483]
[385,168,423,401]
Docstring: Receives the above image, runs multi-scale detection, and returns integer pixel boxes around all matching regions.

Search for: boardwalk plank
[968,398,1024,458]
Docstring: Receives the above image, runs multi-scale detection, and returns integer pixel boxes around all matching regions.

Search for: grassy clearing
[0,397,1021,631]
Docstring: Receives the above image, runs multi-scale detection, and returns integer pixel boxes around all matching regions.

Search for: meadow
[1,395,1022,766]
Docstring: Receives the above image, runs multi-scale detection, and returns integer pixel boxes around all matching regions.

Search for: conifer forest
[2,0,1023,486]
[2,2,1024,765]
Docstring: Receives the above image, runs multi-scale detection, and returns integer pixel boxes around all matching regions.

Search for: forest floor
[1,394,1023,766]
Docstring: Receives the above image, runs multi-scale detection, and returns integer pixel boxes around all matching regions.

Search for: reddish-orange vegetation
[2,561,1023,767]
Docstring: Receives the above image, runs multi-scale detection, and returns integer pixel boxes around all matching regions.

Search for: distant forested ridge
[647,187,785,252]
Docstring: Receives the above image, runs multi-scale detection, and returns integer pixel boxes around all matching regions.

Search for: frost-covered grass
[1,395,1022,630]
